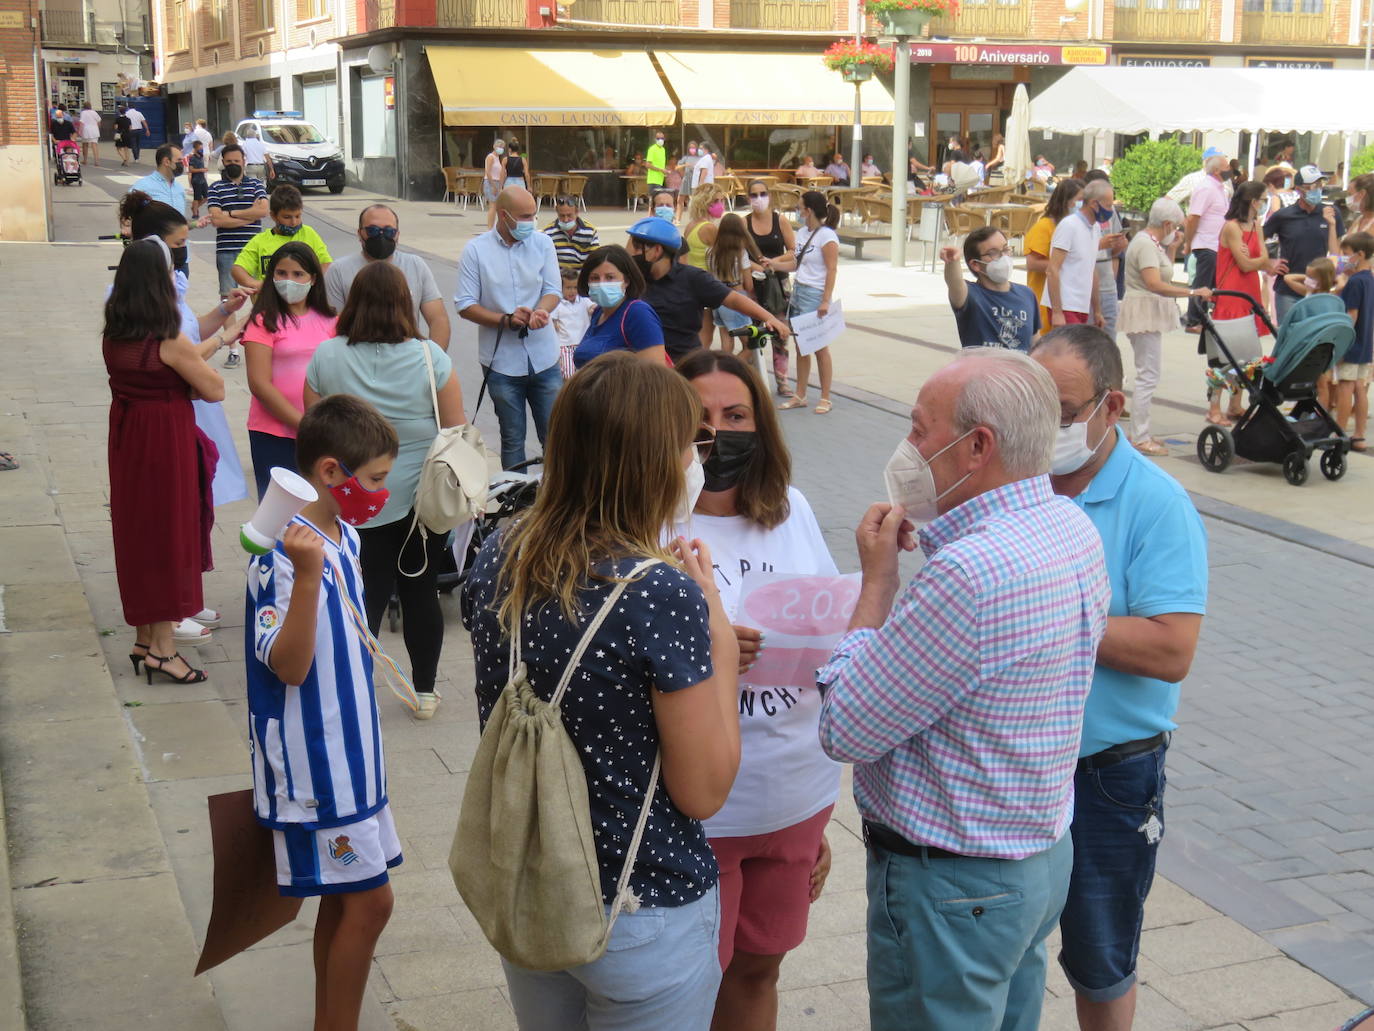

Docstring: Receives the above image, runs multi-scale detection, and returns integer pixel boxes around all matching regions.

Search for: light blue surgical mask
[654,205,675,221]
[588,281,625,309]
[1305,188,1323,206]
[506,214,535,241]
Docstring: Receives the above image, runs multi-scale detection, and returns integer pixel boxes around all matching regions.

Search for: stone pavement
[0,168,1370,1030]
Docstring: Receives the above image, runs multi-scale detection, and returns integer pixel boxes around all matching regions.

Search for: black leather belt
[863,821,968,861]
[1079,731,1169,772]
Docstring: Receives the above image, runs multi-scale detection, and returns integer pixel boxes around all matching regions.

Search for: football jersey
[245,514,387,830]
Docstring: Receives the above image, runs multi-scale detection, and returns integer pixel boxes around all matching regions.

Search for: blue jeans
[502,886,722,1031]
[790,282,823,317]
[1097,273,1119,339]
[867,831,1073,1031]
[248,430,299,500]
[485,362,562,470]
[1058,742,1167,1002]
[216,251,238,298]
[1275,290,1298,323]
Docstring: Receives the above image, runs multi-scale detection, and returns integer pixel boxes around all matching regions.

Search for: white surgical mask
[980,255,1013,284]
[675,452,705,524]
[1161,229,1179,247]
[1051,394,1109,475]
[883,430,973,524]
[557,218,578,232]
[274,278,311,304]
[750,195,770,212]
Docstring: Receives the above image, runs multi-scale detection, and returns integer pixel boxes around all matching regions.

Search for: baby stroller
[1196,290,1354,486]
[52,139,82,186]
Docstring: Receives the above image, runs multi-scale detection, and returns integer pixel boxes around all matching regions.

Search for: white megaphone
[240,467,319,555]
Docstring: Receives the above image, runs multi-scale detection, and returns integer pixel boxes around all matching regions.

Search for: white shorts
[1335,361,1372,383]
[272,803,403,897]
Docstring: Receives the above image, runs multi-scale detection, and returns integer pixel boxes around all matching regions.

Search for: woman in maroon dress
[104,240,225,683]
[1208,180,1287,426]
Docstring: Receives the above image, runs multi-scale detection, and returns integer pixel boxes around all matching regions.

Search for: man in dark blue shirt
[1335,231,1373,451]
[1267,164,1344,321]
[943,226,1041,352]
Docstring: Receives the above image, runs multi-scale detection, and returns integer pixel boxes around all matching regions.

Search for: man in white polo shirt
[1044,179,1110,328]
[240,126,274,184]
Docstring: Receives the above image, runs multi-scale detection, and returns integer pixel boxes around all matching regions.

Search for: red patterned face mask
[328,463,390,527]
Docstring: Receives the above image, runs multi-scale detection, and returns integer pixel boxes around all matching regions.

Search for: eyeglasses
[693,425,716,462]
[977,248,1008,262]
[1059,392,1104,429]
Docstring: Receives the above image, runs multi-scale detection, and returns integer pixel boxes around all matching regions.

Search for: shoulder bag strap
[398,341,443,580]
[420,339,441,433]
[472,324,504,417]
[550,557,659,707]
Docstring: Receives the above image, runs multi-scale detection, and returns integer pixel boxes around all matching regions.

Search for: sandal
[1205,413,1234,428]
[1133,439,1169,457]
[173,618,213,644]
[814,399,833,415]
[1352,437,1368,453]
[129,641,150,674]
[191,608,222,628]
[144,652,208,685]
[778,395,808,410]
[0,452,17,471]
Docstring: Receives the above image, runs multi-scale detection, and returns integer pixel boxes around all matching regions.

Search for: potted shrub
[822,40,896,83]
[863,0,958,37]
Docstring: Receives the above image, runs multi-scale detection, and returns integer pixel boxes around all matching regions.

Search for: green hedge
[1111,139,1204,214]
[1351,144,1374,180]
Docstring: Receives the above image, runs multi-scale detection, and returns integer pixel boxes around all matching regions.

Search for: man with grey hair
[325,204,451,349]
[818,348,1111,1031]
[1181,147,1230,331]
[1046,179,1112,328]
[1031,326,1206,1031]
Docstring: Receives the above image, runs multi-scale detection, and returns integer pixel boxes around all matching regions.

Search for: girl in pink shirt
[242,242,337,498]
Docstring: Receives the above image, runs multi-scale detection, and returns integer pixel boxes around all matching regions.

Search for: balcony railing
[41,9,93,43]
[434,0,525,23]
[1240,8,1330,43]
[1113,2,1207,40]
[929,0,1030,38]
[730,0,831,30]
[573,0,681,24]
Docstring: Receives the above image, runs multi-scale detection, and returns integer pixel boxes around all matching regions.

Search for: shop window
[359,75,396,157]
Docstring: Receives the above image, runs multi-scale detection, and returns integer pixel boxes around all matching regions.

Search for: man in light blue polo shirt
[456,185,562,470]
[1032,326,1207,1031]
[130,143,189,217]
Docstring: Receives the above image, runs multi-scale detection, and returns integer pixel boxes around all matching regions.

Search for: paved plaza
[0,164,1372,1030]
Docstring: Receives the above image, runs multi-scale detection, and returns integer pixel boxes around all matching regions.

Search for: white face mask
[274,278,311,304]
[980,255,1013,284]
[674,452,705,524]
[883,430,973,524]
[1050,394,1109,475]
[1161,229,1178,247]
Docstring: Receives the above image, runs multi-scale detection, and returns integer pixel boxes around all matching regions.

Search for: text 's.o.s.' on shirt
[463,541,719,908]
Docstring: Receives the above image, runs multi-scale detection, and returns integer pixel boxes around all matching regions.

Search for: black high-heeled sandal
[144,652,208,685]
[129,641,150,674]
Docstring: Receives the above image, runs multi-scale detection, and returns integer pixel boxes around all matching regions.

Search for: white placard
[789,299,846,356]
[734,571,862,691]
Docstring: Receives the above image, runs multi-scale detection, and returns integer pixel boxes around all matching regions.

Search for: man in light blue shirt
[456,186,562,469]
[130,143,192,277]
[1032,326,1207,1031]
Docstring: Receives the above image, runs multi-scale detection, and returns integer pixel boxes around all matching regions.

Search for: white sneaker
[224,350,242,369]
[191,607,222,628]
[173,618,213,643]
[413,692,441,720]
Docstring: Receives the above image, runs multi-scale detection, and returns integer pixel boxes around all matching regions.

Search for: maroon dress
[104,335,208,626]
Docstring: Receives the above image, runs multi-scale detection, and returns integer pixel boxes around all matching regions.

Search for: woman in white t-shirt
[766,190,839,413]
[672,348,840,1031]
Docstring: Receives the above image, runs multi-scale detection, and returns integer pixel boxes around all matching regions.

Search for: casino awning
[426,47,676,128]
[652,50,895,127]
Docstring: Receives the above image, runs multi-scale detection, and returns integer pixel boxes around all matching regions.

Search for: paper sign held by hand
[789,300,846,357]
[195,789,302,976]
[736,571,862,690]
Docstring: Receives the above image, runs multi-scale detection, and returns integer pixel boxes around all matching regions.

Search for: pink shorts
[709,804,833,971]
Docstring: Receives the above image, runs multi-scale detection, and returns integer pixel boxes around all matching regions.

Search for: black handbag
[754,269,789,318]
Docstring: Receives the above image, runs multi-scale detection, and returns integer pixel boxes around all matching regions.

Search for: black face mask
[222,163,243,180]
[167,164,181,179]
[362,234,397,260]
[633,251,657,279]
[702,429,758,492]
[170,245,188,267]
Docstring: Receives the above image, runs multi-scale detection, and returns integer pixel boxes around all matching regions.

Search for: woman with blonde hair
[707,213,763,353]
[685,185,728,346]
[463,351,740,1029]
[1347,173,1374,236]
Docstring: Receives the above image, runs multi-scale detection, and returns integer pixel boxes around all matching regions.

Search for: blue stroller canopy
[1266,294,1354,387]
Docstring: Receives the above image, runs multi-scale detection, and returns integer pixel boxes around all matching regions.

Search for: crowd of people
[94,128,1373,1031]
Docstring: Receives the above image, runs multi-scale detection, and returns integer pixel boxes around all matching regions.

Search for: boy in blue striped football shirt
[244,394,399,1029]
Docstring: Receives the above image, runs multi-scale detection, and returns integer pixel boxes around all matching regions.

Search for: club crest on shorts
[328,835,360,866]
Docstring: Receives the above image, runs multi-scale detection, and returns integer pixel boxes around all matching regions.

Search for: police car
[235,111,346,194]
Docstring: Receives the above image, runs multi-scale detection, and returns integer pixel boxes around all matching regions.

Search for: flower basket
[822,40,895,78]
[863,0,956,35]
[841,63,874,82]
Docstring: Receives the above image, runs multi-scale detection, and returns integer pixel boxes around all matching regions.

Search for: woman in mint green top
[304,262,466,718]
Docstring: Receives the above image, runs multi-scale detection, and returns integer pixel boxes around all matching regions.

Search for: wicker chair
[770,183,803,214]
[533,173,565,211]
[626,176,649,213]
[456,171,485,212]
[563,174,589,211]
[943,204,982,245]
[1000,202,1046,255]
[442,166,462,205]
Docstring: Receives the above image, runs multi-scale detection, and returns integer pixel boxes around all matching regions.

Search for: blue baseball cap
[628,216,681,252]
[1202,146,1225,160]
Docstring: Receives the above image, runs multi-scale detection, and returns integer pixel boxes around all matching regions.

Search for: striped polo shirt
[818,476,1110,860]
[542,217,600,271]
[245,514,387,831]
[206,175,267,255]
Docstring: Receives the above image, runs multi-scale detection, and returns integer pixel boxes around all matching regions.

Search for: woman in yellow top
[1023,177,1084,331]
[683,185,727,346]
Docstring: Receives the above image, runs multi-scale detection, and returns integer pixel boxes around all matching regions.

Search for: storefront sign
[1246,57,1333,69]
[0,11,27,27]
[910,43,1110,66]
[1119,55,1211,67]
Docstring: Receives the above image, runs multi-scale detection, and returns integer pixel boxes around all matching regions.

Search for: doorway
[932,107,1001,165]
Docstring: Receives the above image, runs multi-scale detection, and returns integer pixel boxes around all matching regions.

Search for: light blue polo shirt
[129,171,189,217]
[1071,427,1208,756]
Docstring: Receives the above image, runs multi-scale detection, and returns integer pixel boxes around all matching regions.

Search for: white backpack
[400,342,489,577]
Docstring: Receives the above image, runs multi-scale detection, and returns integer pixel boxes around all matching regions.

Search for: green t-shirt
[645,141,667,187]
[234,224,333,280]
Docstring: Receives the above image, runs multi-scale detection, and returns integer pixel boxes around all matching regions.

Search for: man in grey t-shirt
[325,204,451,349]
[1084,170,1127,339]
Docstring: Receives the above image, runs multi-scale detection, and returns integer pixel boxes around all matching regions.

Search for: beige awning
[653,50,895,126]
[427,47,676,127]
